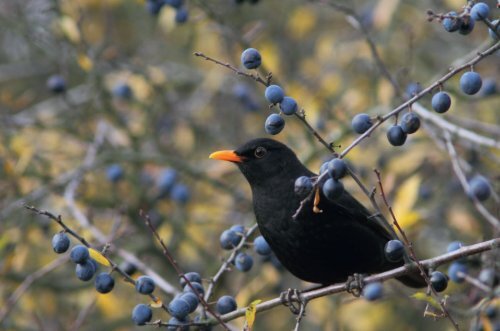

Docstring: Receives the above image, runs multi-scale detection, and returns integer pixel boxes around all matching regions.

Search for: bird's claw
[280,288,307,315]
[346,273,365,297]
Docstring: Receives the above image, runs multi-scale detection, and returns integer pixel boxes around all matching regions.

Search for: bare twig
[0,255,68,324]
[443,132,500,230]
[140,211,231,331]
[374,169,460,331]
[211,238,499,325]
[24,205,169,311]
[204,224,259,303]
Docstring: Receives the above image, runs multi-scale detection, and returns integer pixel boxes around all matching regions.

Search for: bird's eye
[254,146,267,158]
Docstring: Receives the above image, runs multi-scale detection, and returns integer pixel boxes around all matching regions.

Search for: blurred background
[0,0,498,330]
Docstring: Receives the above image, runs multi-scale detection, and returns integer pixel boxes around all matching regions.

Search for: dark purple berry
[135,275,156,294]
[363,282,383,301]
[264,113,285,135]
[132,304,152,325]
[400,112,420,134]
[351,113,372,134]
[216,295,237,314]
[241,48,262,69]
[431,92,451,113]
[52,232,70,253]
[322,178,344,201]
[387,125,407,146]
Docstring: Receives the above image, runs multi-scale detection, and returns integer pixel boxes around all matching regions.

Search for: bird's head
[209,138,305,187]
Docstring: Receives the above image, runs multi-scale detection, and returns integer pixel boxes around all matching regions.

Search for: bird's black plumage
[211,138,424,287]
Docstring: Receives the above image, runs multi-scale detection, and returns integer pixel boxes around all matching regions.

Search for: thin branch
[339,40,500,158]
[140,211,231,331]
[374,169,460,331]
[413,103,500,149]
[212,238,499,324]
[443,132,500,230]
[23,205,169,311]
[204,224,259,303]
[0,255,68,324]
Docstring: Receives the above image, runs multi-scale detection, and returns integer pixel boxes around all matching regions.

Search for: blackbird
[210,138,425,287]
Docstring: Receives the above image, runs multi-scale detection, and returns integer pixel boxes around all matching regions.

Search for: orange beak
[209,150,244,163]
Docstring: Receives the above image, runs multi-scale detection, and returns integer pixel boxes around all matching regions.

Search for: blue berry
[132,304,152,325]
[233,84,259,111]
[135,275,156,294]
[216,295,237,314]
[52,232,70,253]
[448,262,468,283]
[459,17,475,35]
[294,176,313,199]
[447,241,463,253]
[253,236,271,256]
[431,91,451,113]
[168,298,191,319]
[171,183,190,204]
[387,125,407,146]
[468,175,491,201]
[489,19,499,40]
[241,48,262,70]
[405,82,422,98]
[119,261,137,276]
[220,229,241,249]
[180,271,202,287]
[235,252,253,272]
[175,7,189,23]
[430,271,448,292]
[327,158,347,180]
[180,292,199,313]
[470,3,489,21]
[442,12,461,32]
[363,282,383,301]
[158,168,178,196]
[279,96,298,115]
[167,317,189,331]
[47,75,66,93]
[480,78,497,96]
[230,224,245,235]
[351,113,373,134]
[319,161,329,175]
[75,259,96,281]
[166,0,183,9]
[146,0,165,15]
[70,245,90,264]
[95,272,115,293]
[106,164,124,182]
[183,281,205,296]
[112,83,133,99]
[322,178,344,201]
[264,113,285,135]
[264,85,285,104]
[400,112,420,134]
[384,240,404,262]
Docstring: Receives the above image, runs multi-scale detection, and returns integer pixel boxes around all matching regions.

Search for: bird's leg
[346,273,366,297]
[280,288,308,315]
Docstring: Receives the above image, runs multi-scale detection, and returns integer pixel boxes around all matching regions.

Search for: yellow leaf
[78,54,93,71]
[393,174,421,228]
[89,248,111,267]
[245,299,261,331]
[58,16,81,43]
[411,292,441,309]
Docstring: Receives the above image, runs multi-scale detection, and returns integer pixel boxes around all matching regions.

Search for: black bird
[210,138,424,287]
